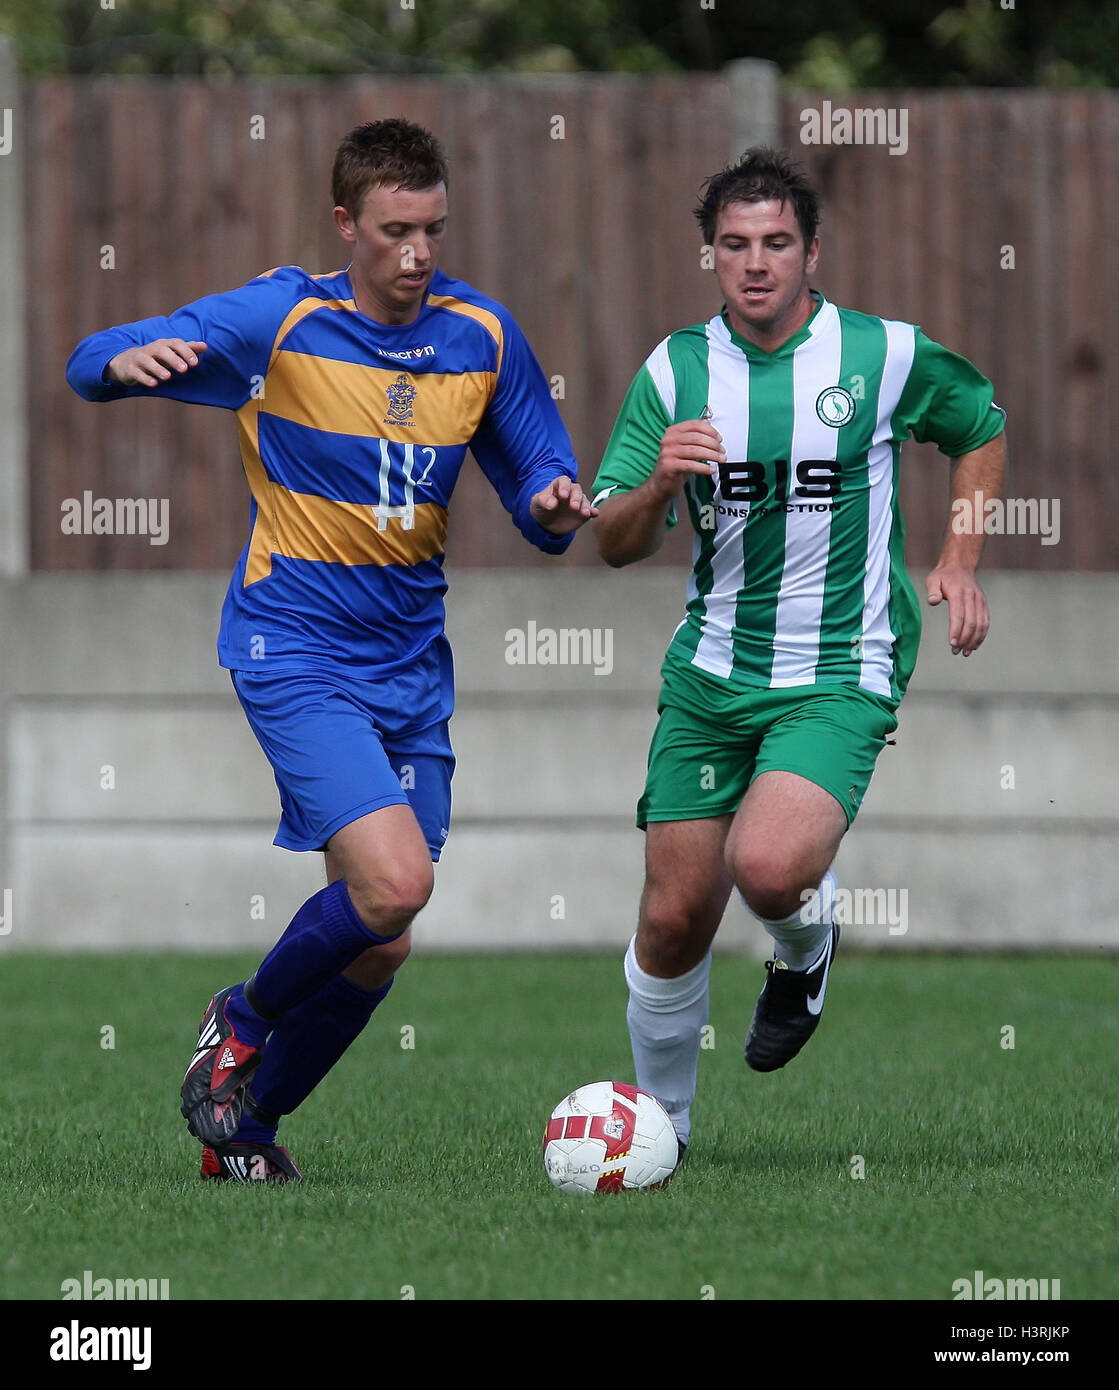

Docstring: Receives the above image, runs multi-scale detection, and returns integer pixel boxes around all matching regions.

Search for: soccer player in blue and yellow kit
[66,119,595,1182]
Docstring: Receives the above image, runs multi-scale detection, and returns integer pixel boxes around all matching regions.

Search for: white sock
[749,868,837,971]
[624,936,711,1145]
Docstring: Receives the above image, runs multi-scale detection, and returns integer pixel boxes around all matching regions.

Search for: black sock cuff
[244,974,285,1022]
[244,1089,283,1126]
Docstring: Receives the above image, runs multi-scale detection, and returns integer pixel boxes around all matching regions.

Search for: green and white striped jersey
[592,293,1005,700]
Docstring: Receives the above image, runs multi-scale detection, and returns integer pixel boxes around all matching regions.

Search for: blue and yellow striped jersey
[66,265,578,674]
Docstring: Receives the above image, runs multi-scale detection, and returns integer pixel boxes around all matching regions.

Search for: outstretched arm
[470,311,588,553]
[65,267,298,409]
[925,432,1007,656]
[105,338,209,388]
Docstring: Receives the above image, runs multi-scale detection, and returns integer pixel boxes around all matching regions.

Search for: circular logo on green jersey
[816,386,856,427]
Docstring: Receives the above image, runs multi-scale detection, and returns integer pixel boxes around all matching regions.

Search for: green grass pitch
[2,952,1116,1301]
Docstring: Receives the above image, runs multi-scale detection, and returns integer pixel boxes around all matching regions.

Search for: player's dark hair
[695,147,820,251]
[332,118,449,217]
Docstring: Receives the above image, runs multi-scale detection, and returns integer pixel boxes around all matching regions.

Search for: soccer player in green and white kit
[591,148,1006,1151]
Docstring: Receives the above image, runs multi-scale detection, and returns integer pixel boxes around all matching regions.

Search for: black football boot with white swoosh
[744,924,840,1072]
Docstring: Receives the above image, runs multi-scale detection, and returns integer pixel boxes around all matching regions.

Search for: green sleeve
[592,362,678,526]
[894,329,1007,457]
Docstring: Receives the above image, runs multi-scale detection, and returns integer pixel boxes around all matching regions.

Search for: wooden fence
[25,78,1119,571]
[786,89,1118,573]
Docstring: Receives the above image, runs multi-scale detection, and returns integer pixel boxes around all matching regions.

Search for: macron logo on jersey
[375,345,436,362]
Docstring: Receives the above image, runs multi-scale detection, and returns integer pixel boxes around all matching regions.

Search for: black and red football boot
[200,1142,303,1184]
[180,985,264,1146]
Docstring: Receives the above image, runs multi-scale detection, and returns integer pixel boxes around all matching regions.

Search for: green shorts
[637,656,899,829]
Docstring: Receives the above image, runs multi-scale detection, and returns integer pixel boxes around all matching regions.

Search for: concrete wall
[1,568,1116,956]
[0,41,28,576]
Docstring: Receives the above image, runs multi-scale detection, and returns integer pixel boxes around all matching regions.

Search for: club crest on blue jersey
[384,373,417,426]
[816,385,856,427]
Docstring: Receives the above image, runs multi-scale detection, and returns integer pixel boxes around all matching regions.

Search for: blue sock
[234,973,394,1143]
[225,880,397,1047]
[232,1103,281,1149]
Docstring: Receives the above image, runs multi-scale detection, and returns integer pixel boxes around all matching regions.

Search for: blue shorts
[230,637,455,860]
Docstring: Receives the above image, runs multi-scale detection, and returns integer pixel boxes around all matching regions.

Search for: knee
[347,861,434,935]
[638,890,706,977]
[728,845,811,922]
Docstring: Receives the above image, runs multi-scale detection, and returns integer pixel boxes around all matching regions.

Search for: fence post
[0,36,27,576]
[725,57,780,157]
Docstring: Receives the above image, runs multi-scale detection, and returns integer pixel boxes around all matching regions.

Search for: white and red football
[542,1081,679,1194]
